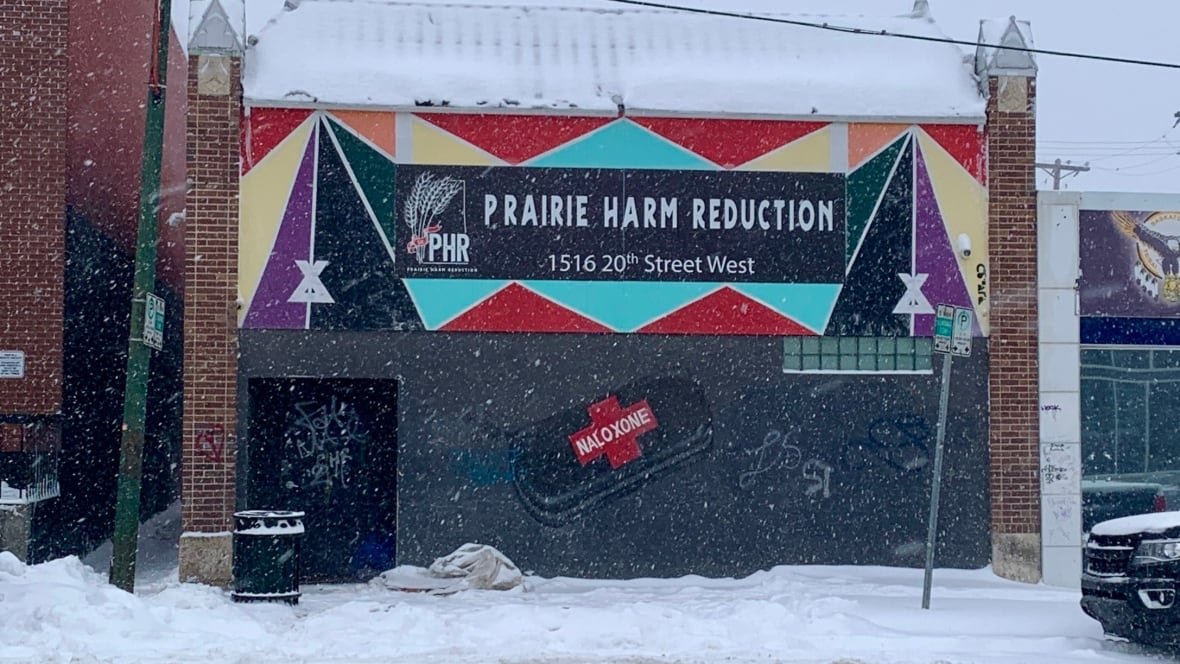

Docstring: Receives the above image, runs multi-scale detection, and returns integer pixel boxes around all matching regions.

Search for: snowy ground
[0,506,1168,664]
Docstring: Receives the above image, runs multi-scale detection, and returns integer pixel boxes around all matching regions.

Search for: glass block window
[783,336,934,374]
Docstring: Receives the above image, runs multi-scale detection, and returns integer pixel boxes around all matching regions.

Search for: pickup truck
[1082,477,1168,533]
[1081,511,1180,649]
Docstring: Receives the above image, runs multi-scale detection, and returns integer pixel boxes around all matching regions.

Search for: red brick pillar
[0,0,66,417]
[982,21,1040,582]
[179,2,243,585]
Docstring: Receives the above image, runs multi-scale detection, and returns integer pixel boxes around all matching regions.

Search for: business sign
[144,293,165,351]
[393,165,846,283]
[951,306,973,357]
[1080,209,1180,316]
[568,395,659,469]
[0,351,24,378]
[933,305,954,354]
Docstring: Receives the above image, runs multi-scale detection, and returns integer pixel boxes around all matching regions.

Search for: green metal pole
[110,0,172,593]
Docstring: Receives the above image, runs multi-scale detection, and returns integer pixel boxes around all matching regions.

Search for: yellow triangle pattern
[739,127,832,172]
[409,117,504,165]
[238,117,315,326]
[916,128,990,335]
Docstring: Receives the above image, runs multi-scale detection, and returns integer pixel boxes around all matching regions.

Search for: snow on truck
[1082,510,1180,649]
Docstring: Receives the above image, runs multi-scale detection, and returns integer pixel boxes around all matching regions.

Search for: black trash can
[232,510,305,604]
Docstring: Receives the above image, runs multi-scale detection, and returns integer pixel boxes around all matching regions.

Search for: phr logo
[404,172,470,265]
[426,232,469,264]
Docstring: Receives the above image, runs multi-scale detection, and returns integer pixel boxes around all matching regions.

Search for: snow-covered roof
[240,0,986,120]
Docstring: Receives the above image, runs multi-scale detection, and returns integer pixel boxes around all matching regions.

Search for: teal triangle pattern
[526,120,717,170]
[403,279,512,330]
[522,280,719,331]
[324,117,397,254]
[730,284,843,333]
[846,136,908,269]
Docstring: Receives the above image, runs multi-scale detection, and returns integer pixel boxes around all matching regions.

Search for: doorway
[246,378,397,582]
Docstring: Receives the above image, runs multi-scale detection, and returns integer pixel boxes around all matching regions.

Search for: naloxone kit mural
[183,1,1022,585]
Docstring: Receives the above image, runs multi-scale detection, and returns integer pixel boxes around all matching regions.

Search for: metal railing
[0,419,61,505]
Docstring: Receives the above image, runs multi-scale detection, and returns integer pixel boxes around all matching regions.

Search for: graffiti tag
[841,413,931,473]
[740,429,832,501]
[741,413,932,502]
[283,397,369,491]
[739,430,802,489]
[195,424,225,464]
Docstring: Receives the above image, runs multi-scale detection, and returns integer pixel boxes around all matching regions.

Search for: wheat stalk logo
[405,172,463,261]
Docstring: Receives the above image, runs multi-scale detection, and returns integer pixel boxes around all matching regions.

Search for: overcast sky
[206,0,1180,194]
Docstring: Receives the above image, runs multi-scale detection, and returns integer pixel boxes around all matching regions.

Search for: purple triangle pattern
[913,144,979,337]
[243,126,316,329]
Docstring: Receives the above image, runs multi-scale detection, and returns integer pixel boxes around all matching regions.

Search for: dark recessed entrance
[246,378,397,582]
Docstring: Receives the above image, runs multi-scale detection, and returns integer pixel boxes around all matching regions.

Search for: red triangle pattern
[242,108,314,174]
[919,124,986,185]
[638,287,815,335]
[416,114,613,165]
[440,283,611,333]
[630,118,828,168]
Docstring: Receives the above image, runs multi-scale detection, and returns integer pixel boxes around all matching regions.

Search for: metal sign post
[922,305,972,609]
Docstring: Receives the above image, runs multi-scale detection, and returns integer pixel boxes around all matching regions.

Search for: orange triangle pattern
[632,118,828,168]
[440,283,611,333]
[848,123,910,171]
[241,108,313,174]
[417,114,613,165]
[919,124,986,184]
[638,287,815,335]
[329,110,395,157]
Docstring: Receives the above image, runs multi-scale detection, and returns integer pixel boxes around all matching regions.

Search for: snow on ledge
[243,1,986,120]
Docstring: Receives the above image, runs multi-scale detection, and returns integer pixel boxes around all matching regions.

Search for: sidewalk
[0,505,1156,664]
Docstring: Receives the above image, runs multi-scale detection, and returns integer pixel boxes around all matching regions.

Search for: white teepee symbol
[893,272,933,315]
[289,259,334,304]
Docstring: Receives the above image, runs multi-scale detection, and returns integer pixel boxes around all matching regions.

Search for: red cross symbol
[568,395,659,469]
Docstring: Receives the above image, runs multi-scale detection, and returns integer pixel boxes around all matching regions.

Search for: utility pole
[110,0,172,593]
[1036,159,1090,190]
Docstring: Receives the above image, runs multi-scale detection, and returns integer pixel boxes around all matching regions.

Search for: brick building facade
[1,0,187,560]
[0,0,68,557]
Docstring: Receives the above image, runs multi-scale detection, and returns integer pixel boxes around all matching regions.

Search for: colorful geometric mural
[238,110,989,336]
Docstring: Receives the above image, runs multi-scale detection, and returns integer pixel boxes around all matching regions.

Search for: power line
[1041,139,1172,146]
[1089,162,1180,177]
[602,0,1180,70]
[1039,148,1177,155]
[1083,153,1177,171]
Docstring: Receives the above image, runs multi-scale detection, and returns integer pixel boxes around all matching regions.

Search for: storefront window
[1081,348,1180,531]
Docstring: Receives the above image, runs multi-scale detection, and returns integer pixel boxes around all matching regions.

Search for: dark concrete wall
[240,331,989,579]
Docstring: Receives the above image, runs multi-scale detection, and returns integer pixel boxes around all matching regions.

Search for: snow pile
[242,1,985,118]
[0,546,1145,663]
[0,552,166,661]
[83,500,183,592]
[377,542,524,593]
